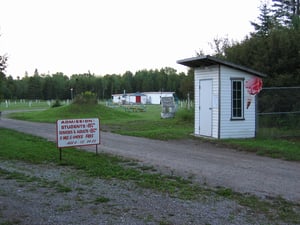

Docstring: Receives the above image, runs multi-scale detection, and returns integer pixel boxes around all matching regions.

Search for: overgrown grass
[0,127,299,224]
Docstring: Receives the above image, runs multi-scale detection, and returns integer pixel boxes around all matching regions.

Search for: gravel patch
[0,159,291,225]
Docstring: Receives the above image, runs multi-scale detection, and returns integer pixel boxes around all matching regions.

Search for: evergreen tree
[27,75,43,99]
[0,54,7,73]
[251,3,275,36]
[122,71,134,93]
[0,34,8,101]
[272,0,300,27]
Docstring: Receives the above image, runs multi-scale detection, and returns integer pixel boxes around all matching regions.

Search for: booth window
[231,78,244,120]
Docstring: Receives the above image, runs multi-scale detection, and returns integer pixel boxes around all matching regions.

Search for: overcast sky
[0,0,262,78]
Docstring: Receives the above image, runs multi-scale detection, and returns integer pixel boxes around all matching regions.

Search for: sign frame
[56,118,100,148]
[56,118,101,160]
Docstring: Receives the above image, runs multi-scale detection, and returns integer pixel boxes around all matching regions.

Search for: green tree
[208,36,233,57]
[0,42,8,101]
[3,75,17,99]
[27,74,43,99]
[121,71,134,93]
[52,72,70,99]
[142,71,155,91]
[179,69,194,100]
[272,0,300,27]
[134,70,145,92]
[157,68,168,91]
[251,3,276,37]
[0,54,7,73]
[224,27,300,86]
[42,75,55,99]
[14,78,27,99]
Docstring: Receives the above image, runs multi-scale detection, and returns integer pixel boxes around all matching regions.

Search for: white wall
[112,92,174,105]
[112,94,123,104]
[194,65,257,139]
[194,65,219,138]
[219,66,256,138]
[128,95,147,104]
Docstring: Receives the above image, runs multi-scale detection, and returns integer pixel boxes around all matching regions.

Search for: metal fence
[257,86,300,139]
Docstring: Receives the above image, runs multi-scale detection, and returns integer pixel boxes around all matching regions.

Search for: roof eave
[177,55,267,78]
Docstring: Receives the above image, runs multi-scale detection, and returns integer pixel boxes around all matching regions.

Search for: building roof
[130,92,146,96]
[112,91,174,97]
[177,55,267,78]
[142,92,174,95]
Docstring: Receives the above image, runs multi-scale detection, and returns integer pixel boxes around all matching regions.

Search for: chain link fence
[257,87,300,139]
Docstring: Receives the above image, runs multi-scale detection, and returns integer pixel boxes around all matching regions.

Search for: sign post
[56,118,101,160]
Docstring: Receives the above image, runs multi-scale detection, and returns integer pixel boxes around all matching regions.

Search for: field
[0,99,51,110]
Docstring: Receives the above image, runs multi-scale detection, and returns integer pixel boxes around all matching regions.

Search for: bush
[176,108,194,123]
[73,91,97,105]
[51,99,62,108]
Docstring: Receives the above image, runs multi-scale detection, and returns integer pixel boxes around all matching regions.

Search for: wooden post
[59,148,62,161]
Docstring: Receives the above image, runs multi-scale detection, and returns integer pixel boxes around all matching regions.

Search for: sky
[0,0,262,78]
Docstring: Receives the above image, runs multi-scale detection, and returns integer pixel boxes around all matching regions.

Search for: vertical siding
[219,66,256,138]
[194,66,219,138]
[194,74,200,135]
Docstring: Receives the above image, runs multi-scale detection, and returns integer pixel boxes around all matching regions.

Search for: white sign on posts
[56,118,100,148]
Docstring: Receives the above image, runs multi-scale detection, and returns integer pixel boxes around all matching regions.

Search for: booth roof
[177,55,267,78]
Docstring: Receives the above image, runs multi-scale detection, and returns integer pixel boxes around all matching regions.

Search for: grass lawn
[0,100,50,111]
[8,103,194,140]
[0,127,299,224]
[6,102,300,161]
[222,138,300,161]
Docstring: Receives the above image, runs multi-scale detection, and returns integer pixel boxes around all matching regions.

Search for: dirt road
[1,114,300,203]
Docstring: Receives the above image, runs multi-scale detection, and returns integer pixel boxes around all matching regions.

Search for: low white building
[112,92,174,105]
[177,55,266,139]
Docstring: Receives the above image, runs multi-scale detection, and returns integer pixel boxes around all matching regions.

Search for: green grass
[0,127,299,224]
[223,138,300,161]
[0,100,50,111]
[8,103,194,140]
[5,102,300,161]
[7,103,142,123]
[0,127,203,199]
[93,196,110,204]
[0,168,72,193]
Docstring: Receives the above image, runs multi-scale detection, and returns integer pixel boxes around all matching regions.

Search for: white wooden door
[199,79,212,136]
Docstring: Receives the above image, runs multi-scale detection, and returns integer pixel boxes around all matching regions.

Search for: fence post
[255,95,259,138]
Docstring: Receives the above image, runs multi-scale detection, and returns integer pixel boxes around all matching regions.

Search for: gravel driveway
[0,159,272,225]
[1,115,299,203]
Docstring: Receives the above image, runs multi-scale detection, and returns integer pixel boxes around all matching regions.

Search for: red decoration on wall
[245,77,263,109]
[245,77,263,95]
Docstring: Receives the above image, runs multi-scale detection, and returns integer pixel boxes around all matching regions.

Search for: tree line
[0,68,194,101]
[1,0,299,104]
